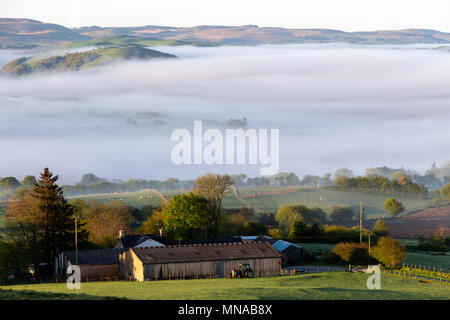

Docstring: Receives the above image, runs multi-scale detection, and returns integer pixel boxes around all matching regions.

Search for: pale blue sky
[1,0,450,31]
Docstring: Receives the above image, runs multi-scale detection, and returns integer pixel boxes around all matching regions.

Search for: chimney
[119,229,126,239]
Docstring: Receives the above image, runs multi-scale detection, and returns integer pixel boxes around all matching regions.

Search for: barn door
[215,261,224,278]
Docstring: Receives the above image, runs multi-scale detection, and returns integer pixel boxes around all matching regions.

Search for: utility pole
[74,215,79,265]
[359,201,364,243]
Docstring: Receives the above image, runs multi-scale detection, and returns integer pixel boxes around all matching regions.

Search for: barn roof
[116,234,166,248]
[116,234,243,248]
[130,241,282,264]
[272,240,302,252]
[64,248,125,265]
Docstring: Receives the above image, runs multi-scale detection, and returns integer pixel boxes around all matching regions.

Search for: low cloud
[0,44,449,183]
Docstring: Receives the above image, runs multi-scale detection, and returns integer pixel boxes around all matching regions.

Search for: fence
[382,263,450,284]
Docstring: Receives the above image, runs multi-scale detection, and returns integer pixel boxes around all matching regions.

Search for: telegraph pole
[74,215,79,265]
[359,201,364,243]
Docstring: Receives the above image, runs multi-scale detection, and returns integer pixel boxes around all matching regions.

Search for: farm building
[236,235,276,244]
[119,241,282,281]
[272,240,313,264]
[115,231,243,249]
[56,248,124,281]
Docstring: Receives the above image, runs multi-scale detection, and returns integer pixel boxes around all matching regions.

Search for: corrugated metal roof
[272,240,302,252]
[116,234,243,248]
[131,241,282,264]
[64,248,124,265]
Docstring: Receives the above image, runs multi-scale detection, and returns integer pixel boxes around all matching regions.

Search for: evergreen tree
[6,168,88,274]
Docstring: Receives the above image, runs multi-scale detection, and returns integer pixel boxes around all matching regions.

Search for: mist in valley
[0,44,449,184]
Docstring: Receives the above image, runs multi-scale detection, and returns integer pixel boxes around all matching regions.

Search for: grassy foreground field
[2,272,449,300]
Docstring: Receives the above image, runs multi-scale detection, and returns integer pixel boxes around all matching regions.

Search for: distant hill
[63,35,215,49]
[0,18,90,48]
[75,25,450,45]
[2,18,450,48]
[434,46,450,52]
[0,45,177,76]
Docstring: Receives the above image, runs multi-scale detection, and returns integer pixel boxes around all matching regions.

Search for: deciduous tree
[370,237,406,267]
[193,173,233,237]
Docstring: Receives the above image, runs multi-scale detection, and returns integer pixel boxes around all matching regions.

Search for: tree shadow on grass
[0,288,126,300]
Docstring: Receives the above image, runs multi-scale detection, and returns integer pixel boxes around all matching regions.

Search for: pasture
[1,272,448,300]
[403,252,450,272]
[71,186,432,218]
[297,242,450,272]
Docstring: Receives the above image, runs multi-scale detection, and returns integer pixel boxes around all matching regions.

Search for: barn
[119,241,282,281]
[57,248,124,281]
[272,240,313,264]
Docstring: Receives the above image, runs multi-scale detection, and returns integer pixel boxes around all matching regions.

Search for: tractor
[230,264,254,278]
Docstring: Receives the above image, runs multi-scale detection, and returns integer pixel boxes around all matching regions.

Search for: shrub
[332,242,373,265]
[370,237,406,267]
[329,205,354,222]
[382,198,405,217]
[268,228,283,239]
[372,220,389,237]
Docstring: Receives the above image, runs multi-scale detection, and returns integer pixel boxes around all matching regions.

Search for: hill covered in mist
[0,45,177,76]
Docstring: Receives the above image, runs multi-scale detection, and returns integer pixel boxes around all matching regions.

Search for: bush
[383,198,405,217]
[441,184,450,201]
[329,206,354,222]
[275,204,327,235]
[416,235,449,252]
[372,220,389,237]
[370,237,406,267]
[268,228,283,239]
[332,242,374,265]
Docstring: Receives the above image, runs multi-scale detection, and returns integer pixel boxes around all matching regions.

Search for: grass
[297,242,450,271]
[63,35,216,49]
[71,186,432,219]
[2,272,449,300]
[403,252,450,272]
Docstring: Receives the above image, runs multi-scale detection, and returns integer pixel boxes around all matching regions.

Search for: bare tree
[193,173,233,237]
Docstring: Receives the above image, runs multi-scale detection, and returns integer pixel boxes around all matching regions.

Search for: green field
[403,252,450,272]
[71,186,432,219]
[297,242,450,272]
[63,35,217,49]
[1,272,448,300]
[0,186,432,234]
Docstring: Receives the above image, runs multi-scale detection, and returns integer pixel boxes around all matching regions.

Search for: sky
[1,0,450,32]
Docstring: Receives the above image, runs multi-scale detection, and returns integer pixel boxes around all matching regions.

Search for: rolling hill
[75,25,450,45]
[3,18,450,48]
[0,18,89,48]
[0,45,177,76]
[63,35,215,49]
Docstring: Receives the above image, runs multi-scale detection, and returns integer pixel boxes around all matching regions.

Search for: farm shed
[272,240,313,264]
[115,232,243,249]
[119,241,282,281]
[236,235,276,244]
[56,248,124,281]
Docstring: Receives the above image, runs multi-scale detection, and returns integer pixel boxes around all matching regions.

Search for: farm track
[229,186,264,213]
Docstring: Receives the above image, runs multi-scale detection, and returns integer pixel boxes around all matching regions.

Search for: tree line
[2,163,450,200]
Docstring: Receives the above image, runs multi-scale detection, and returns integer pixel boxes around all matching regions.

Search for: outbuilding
[57,248,124,281]
[119,241,282,281]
